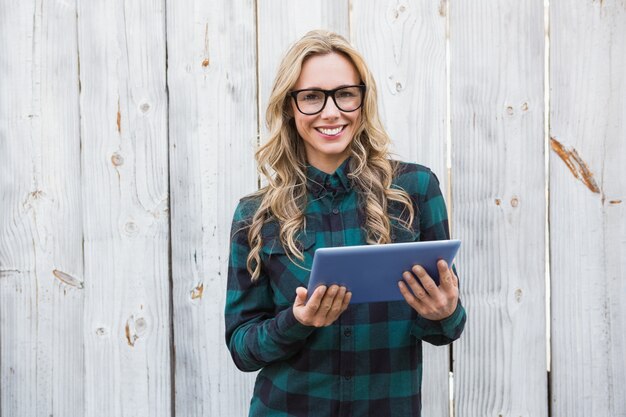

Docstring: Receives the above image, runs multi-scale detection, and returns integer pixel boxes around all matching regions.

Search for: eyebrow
[295,84,358,90]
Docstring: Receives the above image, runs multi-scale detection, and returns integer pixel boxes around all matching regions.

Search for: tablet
[307,239,461,304]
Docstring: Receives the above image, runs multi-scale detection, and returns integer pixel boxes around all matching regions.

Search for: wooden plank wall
[1,1,83,416]
[549,0,626,415]
[78,0,171,415]
[1,1,624,417]
[167,0,257,415]
[450,0,549,416]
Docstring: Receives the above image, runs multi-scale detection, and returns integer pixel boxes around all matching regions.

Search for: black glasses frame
[289,84,366,115]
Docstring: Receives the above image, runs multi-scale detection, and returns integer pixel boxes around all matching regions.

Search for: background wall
[1,0,624,416]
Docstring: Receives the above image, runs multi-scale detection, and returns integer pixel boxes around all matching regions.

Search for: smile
[316,126,345,136]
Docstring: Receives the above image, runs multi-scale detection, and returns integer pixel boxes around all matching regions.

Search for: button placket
[338,310,354,407]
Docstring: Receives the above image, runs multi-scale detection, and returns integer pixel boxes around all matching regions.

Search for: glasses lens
[295,90,326,114]
[334,86,363,112]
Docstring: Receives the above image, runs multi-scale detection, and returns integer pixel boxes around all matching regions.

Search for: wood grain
[78,0,171,415]
[450,0,548,416]
[166,0,258,415]
[351,1,450,415]
[550,1,626,415]
[0,0,84,416]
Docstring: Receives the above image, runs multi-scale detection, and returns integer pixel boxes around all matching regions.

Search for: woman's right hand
[293,285,351,327]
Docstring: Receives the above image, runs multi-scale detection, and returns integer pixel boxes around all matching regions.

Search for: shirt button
[332,208,339,215]
[343,327,352,337]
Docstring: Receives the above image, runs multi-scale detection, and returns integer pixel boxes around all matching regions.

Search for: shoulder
[232,192,263,223]
[391,160,442,199]
[230,192,264,244]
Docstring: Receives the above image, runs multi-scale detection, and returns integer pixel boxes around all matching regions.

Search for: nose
[320,96,341,119]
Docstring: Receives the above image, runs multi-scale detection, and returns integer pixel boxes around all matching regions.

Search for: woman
[225,30,466,417]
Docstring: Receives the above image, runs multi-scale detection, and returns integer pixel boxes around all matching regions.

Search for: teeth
[318,126,343,136]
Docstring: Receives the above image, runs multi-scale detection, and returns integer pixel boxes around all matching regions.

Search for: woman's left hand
[398,259,459,321]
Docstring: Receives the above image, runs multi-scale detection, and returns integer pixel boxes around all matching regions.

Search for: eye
[298,91,324,102]
[337,90,356,98]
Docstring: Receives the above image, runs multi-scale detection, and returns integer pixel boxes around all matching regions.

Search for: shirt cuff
[275,306,317,341]
[438,302,466,338]
[411,302,466,340]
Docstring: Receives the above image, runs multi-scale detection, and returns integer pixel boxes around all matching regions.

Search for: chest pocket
[260,225,316,306]
[261,231,316,256]
[391,222,419,243]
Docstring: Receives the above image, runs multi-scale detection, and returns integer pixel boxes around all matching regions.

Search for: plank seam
[163,0,176,415]
[255,0,261,191]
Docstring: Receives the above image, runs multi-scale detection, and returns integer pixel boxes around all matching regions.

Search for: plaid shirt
[225,159,466,417]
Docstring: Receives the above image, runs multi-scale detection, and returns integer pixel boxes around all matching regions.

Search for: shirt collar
[306,158,353,198]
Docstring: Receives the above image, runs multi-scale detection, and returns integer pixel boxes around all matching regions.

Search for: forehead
[293,52,360,90]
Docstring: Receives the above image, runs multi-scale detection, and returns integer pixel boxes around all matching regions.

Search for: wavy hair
[246,30,415,281]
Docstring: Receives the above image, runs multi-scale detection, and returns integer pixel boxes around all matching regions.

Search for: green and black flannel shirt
[225,159,466,417]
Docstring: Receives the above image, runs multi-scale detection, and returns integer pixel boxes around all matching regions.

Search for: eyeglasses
[289,85,366,115]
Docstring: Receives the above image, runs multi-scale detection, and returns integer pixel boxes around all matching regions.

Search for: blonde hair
[246,29,414,281]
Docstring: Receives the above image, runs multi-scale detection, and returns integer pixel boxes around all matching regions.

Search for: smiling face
[290,52,362,174]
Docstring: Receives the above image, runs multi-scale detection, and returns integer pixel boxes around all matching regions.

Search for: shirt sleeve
[224,199,316,372]
[410,169,467,345]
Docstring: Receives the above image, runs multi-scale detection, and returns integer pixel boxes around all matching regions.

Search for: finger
[402,271,428,300]
[411,265,439,295]
[319,285,340,315]
[437,260,453,290]
[398,280,424,311]
[306,285,327,312]
[294,287,308,308]
[341,291,352,311]
[451,269,460,288]
[324,286,347,325]
[328,286,346,313]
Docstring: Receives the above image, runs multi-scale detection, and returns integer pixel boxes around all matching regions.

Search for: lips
[315,125,345,136]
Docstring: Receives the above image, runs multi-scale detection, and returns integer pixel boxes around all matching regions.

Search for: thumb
[294,287,308,307]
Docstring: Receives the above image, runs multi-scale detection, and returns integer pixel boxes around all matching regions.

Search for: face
[290,52,362,173]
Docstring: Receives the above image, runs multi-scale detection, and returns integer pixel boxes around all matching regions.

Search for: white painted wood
[351,1,450,415]
[257,0,349,140]
[77,0,171,415]
[0,1,84,416]
[449,1,548,416]
[352,0,448,177]
[549,1,626,415]
[166,0,258,415]
[2,1,624,416]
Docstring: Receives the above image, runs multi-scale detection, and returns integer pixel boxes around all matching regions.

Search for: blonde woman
[225,30,466,417]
